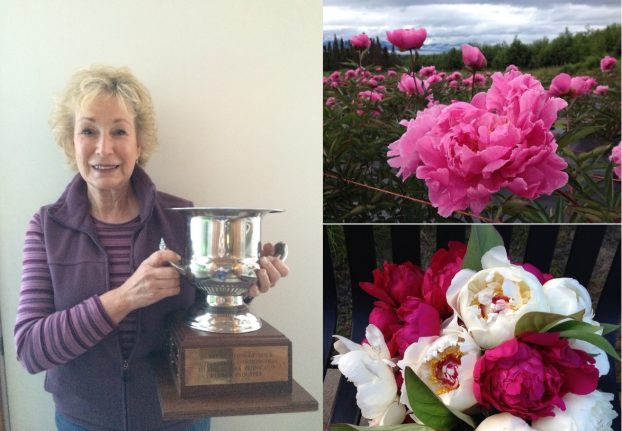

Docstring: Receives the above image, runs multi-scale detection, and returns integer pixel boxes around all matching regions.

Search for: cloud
[323,1,620,48]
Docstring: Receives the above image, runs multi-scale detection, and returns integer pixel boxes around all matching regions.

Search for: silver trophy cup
[162,207,286,334]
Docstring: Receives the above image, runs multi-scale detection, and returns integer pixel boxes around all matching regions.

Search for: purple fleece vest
[40,166,196,431]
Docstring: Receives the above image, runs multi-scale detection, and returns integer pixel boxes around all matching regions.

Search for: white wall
[0,1,322,430]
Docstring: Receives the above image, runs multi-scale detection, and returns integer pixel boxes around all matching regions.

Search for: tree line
[324,24,621,72]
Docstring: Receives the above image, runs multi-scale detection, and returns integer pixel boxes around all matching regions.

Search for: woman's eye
[113,129,128,136]
[80,128,96,136]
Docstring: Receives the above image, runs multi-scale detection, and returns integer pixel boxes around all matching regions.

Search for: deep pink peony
[421,241,467,318]
[386,28,427,51]
[388,70,568,217]
[419,65,437,78]
[393,298,441,357]
[461,44,487,70]
[474,332,598,422]
[350,33,371,50]
[548,73,571,96]
[397,73,425,96]
[594,84,609,95]
[359,261,424,308]
[600,55,617,73]
[611,142,621,178]
[368,301,402,356]
[570,75,597,97]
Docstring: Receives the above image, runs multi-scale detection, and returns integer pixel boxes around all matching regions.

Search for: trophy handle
[159,238,192,278]
[273,241,288,261]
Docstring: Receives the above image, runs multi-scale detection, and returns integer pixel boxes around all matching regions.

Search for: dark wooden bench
[323,225,620,428]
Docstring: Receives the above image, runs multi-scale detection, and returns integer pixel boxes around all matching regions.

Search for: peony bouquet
[330,226,619,431]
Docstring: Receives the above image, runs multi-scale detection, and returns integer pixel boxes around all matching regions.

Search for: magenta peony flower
[359,261,424,308]
[386,27,427,51]
[397,73,424,96]
[358,90,384,103]
[419,65,436,78]
[548,73,571,96]
[594,84,609,95]
[368,301,402,355]
[388,70,568,217]
[448,80,459,89]
[393,298,441,357]
[350,33,371,50]
[421,241,467,319]
[387,70,397,78]
[611,142,621,178]
[448,71,463,81]
[600,55,617,73]
[461,44,487,70]
[570,75,597,97]
[473,332,598,422]
[424,73,443,87]
[325,97,336,108]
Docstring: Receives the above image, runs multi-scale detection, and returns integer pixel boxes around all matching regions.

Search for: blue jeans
[55,412,211,431]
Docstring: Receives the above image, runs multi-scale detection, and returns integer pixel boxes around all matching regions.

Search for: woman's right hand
[100,249,182,324]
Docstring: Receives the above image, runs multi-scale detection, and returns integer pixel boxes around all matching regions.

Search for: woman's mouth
[92,164,120,171]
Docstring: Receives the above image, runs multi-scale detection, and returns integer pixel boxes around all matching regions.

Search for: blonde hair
[49,65,158,169]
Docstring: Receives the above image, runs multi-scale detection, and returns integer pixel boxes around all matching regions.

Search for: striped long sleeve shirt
[15,213,140,373]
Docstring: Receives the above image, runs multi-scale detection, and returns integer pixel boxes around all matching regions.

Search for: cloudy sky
[324,0,621,53]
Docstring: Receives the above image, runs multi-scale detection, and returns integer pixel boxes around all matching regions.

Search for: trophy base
[185,299,261,334]
[168,315,292,398]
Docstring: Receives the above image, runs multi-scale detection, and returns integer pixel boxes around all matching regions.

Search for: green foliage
[461,226,505,271]
[404,367,475,430]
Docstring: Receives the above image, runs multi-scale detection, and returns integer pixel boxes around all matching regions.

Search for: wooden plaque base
[168,317,292,398]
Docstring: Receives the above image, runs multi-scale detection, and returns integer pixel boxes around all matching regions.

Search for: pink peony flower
[448,80,459,89]
[424,73,443,87]
[421,241,467,318]
[419,65,436,78]
[369,301,402,356]
[397,73,425,96]
[393,298,441,357]
[570,75,597,97]
[611,142,621,178]
[448,71,463,81]
[473,332,598,422]
[386,27,427,51]
[359,261,424,308]
[388,70,568,216]
[506,64,520,72]
[358,90,384,102]
[350,33,371,50]
[461,44,487,70]
[325,97,336,108]
[548,73,571,96]
[594,85,609,95]
[345,69,357,80]
[600,55,617,73]
[387,70,397,78]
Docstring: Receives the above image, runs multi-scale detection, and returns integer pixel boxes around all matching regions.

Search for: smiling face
[73,94,141,195]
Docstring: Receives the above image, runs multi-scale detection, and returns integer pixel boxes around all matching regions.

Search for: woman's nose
[95,133,113,156]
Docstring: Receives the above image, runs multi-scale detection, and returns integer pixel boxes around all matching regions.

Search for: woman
[14,65,288,431]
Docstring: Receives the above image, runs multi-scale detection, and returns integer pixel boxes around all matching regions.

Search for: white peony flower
[532,391,618,431]
[542,277,610,375]
[332,324,406,426]
[397,323,480,413]
[446,246,550,349]
[475,413,535,430]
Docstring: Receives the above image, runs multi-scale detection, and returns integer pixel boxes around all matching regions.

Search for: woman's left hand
[249,243,289,296]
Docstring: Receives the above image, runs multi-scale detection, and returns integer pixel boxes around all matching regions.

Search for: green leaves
[514,311,584,335]
[404,367,475,430]
[461,225,504,271]
[514,311,621,362]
